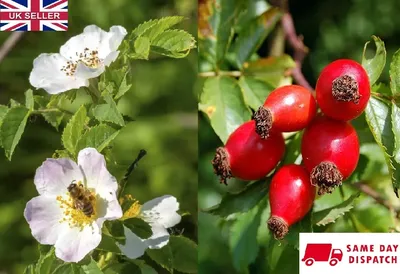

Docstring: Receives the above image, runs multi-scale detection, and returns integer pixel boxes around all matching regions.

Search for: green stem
[198,71,242,77]
[339,186,359,232]
[86,78,102,103]
[32,107,74,115]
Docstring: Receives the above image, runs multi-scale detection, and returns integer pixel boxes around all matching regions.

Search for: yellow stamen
[121,197,141,220]
[56,184,97,231]
[60,48,102,77]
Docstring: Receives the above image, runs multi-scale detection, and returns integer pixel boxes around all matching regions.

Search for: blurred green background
[198,0,400,273]
[0,0,197,273]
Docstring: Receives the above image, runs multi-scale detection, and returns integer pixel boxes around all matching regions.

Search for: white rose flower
[118,195,181,259]
[29,25,127,94]
[24,148,122,263]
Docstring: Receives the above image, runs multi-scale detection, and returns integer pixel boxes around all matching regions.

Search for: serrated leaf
[10,98,20,107]
[390,48,400,96]
[62,105,87,156]
[132,16,185,41]
[362,35,386,86]
[168,236,197,273]
[314,193,360,226]
[238,76,274,110]
[77,124,120,153]
[204,180,268,217]
[36,247,56,274]
[232,8,282,69]
[25,89,34,110]
[104,263,141,274]
[284,210,313,250]
[93,95,125,126]
[365,97,400,194]
[0,106,30,160]
[207,0,244,66]
[146,236,197,273]
[124,218,152,239]
[243,55,296,87]
[199,76,251,143]
[133,36,150,60]
[81,258,103,274]
[146,246,173,272]
[34,96,64,130]
[391,104,400,163]
[150,30,196,58]
[229,201,264,272]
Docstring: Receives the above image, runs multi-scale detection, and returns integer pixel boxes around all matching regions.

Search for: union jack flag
[0,0,68,31]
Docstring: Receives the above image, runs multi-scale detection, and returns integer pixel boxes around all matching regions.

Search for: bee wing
[73,199,86,211]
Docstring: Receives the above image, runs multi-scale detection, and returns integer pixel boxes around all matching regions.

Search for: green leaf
[25,89,34,110]
[362,35,386,86]
[77,124,120,153]
[204,180,268,217]
[146,246,173,272]
[10,98,20,107]
[390,48,400,96]
[392,104,400,163]
[238,76,274,110]
[313,193,360,226]
[139,264,157,274]
[282,132,302,165]
[132,16,185,41]
[0,105,9,147]
[0,106,30,160]
[133,36,150,60]
[229,201,264,272]
[36,247,56,274]
[105,220,125,242]
[52,264,81,274]
[365,97,400,194]
[168,236,198,273]
[62,105,87,156]
[146,236,197,273]
[285,210,313,249]
[97,234,121,253]
[199,76,251,143]
[232,8,282,69]
[81,258,103,274]
[123,218,152,239]
[243,55,296,87]
[208,0,244,66]
[24,264,35,274]
[150,30,196,58]
[93,95,125,126]
[104,263,141,274]
[34,96,64,130]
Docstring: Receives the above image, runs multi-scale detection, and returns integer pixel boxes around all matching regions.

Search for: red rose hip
[301,115,359,195]
[253,85,317,138]
[212,120,285,185]
[268,164,315,239]
[316,59,370,121]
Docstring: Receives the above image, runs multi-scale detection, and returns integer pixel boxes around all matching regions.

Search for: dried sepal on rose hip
[301,115,359,195]
[212,120,285,185]
[316,59,370,121]
[267,164,315,240]
[252,85,317,139]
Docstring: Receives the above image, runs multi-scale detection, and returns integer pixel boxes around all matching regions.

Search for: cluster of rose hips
[212,59,370,239]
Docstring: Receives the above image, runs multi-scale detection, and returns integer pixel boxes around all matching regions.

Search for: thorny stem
[281,12,314,94]
[352,181,400,216]
[371,92,400,102]
[118,149,147,198]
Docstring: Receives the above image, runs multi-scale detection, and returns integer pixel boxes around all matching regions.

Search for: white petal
[77,148,122,220]
[145,225,170,249]
[60,25,127,61]
[140,195,181,228]
[24,195,68,245]
[75,62,105,79]
[29,53,88,94]
[34,158,84,196]
[117,226,147,259]
[54,222,101,263]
